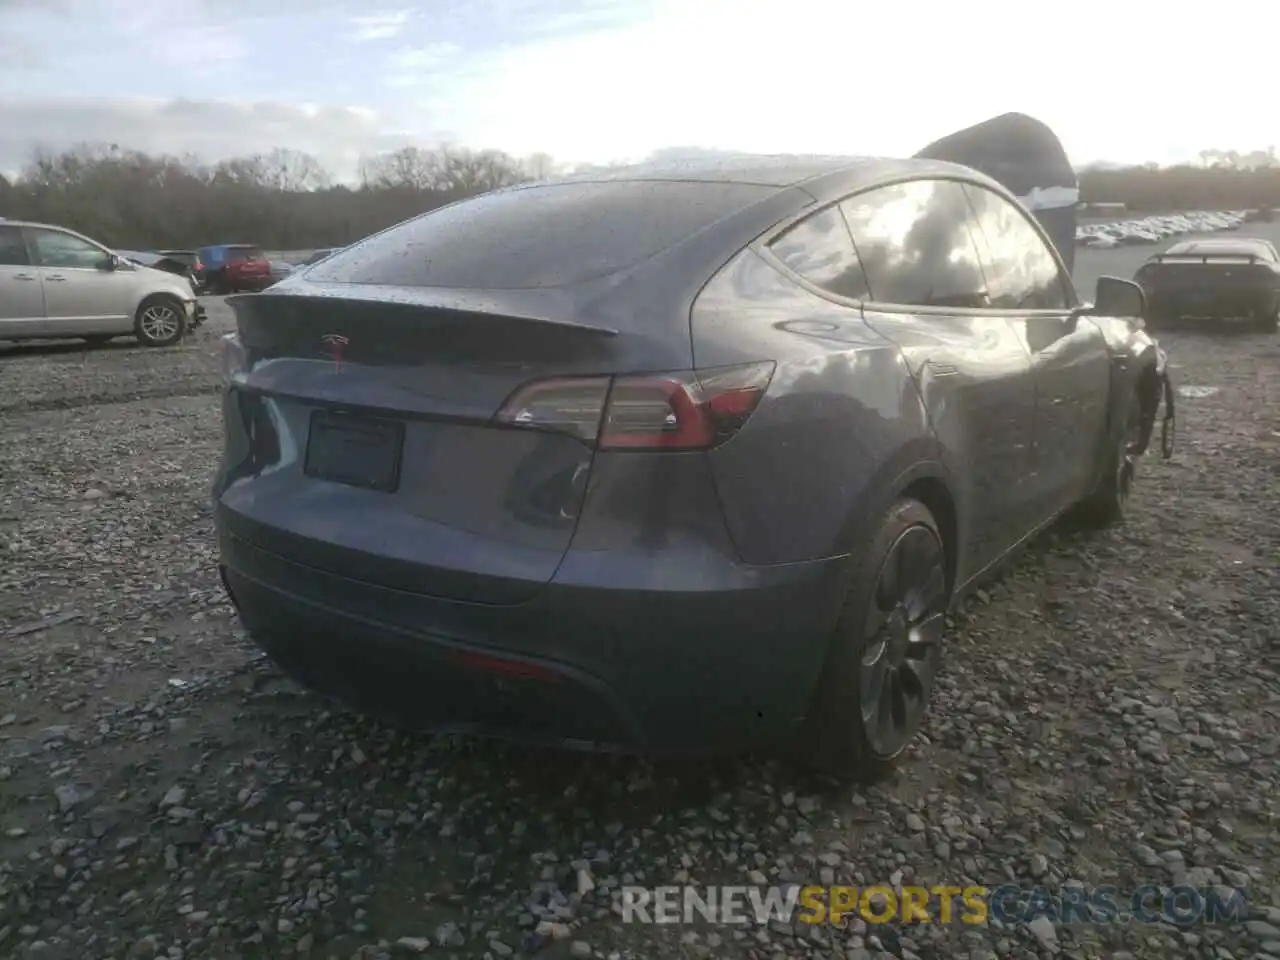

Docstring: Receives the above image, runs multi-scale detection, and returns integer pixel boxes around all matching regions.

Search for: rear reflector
[495,361,774,451]
[449,650,560,681]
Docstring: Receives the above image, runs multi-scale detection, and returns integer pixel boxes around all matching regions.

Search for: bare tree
[260,148,331,191]
[8,140,1276,251]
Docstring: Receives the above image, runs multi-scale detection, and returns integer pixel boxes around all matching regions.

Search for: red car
[199,244,272,294]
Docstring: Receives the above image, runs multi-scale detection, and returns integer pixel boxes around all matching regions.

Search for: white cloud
[3,0,1279,176]
[385,43,463,88]
[154,28,249,68]
[409,0,1280,167]
[350,10,411,42]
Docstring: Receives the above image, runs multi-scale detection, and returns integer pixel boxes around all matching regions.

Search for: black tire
[1074,385,1143,529]
[134,295,187,347]
[796,499,949,782]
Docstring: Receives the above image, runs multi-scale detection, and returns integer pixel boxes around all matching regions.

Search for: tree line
[1,142,1279,252]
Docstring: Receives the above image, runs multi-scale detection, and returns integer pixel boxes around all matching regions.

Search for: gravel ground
[2,247,1280,960]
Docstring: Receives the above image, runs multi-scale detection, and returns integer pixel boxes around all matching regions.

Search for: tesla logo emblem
[320,334,349,371]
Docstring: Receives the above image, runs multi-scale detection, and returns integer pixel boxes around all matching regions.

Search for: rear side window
[0,225,29,266]
[767,206,871,299]
[306,181,773,290]
[962,184,1072,310]
[840,179,989,309]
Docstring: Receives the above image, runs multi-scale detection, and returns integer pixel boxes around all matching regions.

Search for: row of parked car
[0,214,348,348]
[118,244,342,296]
[1077,209,1250,248]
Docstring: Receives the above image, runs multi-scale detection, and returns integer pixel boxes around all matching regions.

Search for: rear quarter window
[305,181,774,290]
[767,206,871,300]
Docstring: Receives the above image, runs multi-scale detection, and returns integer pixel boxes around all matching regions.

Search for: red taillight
[494,361,774,451]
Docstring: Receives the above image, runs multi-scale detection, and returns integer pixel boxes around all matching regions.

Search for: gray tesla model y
[212,117,1172,779]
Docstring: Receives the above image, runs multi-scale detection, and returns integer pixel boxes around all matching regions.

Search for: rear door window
[767,205,871,299]
[961,184,1073,310]
[306,180,774,290]
[0,225,29,266]
[839,180,989,309]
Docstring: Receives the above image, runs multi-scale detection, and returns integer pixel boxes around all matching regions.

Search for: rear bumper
[216,526,851,757]
[1145,288,1278,319]
[229,278,273,292]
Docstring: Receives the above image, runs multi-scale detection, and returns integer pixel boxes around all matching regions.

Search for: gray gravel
[2,270,1279,960]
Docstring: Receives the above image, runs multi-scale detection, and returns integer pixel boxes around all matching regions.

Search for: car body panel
[0,222,47,333]
[689,247,951,567]
[0,267,47,333]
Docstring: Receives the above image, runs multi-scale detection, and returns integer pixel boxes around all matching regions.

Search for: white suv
[0,219,199,347]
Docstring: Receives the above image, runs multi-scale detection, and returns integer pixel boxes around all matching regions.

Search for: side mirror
[1090,275,1145,319]
[103,254,121,271]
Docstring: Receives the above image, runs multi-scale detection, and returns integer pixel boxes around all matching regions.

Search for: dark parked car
[156,249,208,293]
[1135,238,1280,331]
[212,116,1173,779]
[198,243,272,294]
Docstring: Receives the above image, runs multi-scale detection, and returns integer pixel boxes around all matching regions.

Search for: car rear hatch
[1137,254,1277,312]
[214,179,781,605]
[217,287,704,605]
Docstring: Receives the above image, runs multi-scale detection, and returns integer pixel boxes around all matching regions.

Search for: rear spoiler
[915,113,1079,274]
[227,285,622,337]
[1151,253,1263,264]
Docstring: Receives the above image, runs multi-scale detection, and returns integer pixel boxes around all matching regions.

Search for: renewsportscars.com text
[618,884,1249,927]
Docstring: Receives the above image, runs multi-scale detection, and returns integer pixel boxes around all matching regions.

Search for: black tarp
[915,113,1078,275]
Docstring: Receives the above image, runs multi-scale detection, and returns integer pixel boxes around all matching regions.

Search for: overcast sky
[1,0,1275,181]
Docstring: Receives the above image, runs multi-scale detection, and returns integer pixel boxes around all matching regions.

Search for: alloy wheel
[140,304,180,342]
[858,524,947,757]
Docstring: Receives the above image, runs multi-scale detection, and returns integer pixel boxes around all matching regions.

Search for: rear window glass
[305,181,773,289]
[226,246,264,261]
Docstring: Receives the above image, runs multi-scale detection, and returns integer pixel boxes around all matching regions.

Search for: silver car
[0,219,199,347]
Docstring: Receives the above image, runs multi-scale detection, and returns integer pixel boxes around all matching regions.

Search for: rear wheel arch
[834,448,960,585]
[796,494,950,781]
[899,475,958,594]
